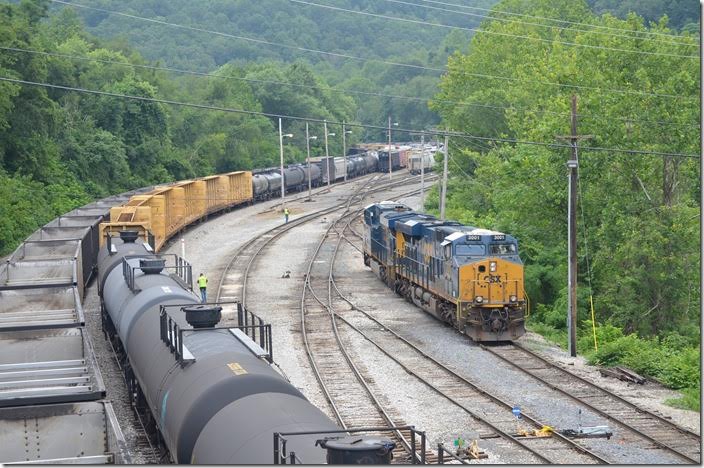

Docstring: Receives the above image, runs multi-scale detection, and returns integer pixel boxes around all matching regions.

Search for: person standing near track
[284,207,290,224]
[197,272,208,303]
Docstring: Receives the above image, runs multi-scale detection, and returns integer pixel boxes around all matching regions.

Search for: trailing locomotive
[363,202,526,341]
[97,231,339,464]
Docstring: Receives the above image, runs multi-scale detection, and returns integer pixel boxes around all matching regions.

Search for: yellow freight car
[99,171,253,251]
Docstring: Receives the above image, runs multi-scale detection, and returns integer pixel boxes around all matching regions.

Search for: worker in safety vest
[197,273,208,303]
[284,207,290,224]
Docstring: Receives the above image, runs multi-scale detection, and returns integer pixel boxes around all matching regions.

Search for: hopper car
[363,202,526,342]
[408,150,436,175]
[0,145,389,464]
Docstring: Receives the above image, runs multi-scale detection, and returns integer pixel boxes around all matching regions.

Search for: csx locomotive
[363,202,526,341]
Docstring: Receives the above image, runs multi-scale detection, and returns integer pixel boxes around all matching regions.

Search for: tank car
[362,202,526,342]
[251,170,283,200]
[98,231,339,464]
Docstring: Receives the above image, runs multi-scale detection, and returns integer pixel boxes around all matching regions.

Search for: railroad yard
[132,171,700,464]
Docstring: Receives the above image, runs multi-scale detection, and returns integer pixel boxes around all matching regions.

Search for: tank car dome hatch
[139,258,165,275]
[119,230,139,243]
[317,436,396,464]
[183,305,222,328]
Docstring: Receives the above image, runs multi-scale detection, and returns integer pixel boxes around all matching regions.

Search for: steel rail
[326,219,606,464]
[302,188,423,462]
[482,343,701,464]
[215,172,437,304]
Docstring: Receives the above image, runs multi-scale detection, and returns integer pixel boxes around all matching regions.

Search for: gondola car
[363,202,526,341]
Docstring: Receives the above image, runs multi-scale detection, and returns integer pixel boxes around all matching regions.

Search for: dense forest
[0,0,700,409]
[427,0,700,408]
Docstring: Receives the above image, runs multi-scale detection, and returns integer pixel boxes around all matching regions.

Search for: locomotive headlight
[510,295,517,303]
[489,261,497,272]
[475,296,484,303]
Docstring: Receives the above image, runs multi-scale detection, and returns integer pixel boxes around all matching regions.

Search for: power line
[3,46,695,130]
[289,0,697,59]
[416,0,694,42]
[51,0,696,101]
[2,76,697,159]
[380,0,695,47]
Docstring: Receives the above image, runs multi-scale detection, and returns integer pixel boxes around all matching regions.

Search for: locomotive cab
[455,233,525,341]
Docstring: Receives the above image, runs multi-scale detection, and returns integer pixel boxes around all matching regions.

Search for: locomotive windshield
[456,244,486,256]
[489,243,517,255]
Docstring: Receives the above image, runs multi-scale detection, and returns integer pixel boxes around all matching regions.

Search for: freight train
[97,231,340,463]
[0,144,404,463]
[363,202,526,342]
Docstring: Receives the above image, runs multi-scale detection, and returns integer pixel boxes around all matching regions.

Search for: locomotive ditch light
[475,296,484,303]
[490,261,497,272]
[510,295,518,303]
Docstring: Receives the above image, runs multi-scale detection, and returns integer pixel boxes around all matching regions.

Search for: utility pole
[440,132,449,221]
[306,123,313,201]
[700,1,703,303]
[278,118,292,201]
[342,122,348,181]
[557,95,591,358]
[388,116,393,181]
[420,132,425,209]
[324,120,332,188]
[279,118,285,201]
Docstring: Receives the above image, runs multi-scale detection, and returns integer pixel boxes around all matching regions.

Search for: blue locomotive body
[363,202,526,342]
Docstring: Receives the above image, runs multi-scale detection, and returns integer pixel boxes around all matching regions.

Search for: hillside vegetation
[428,0,699,408]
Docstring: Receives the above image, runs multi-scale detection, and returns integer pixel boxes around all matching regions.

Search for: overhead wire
[3,45,696,130]
[415,0,693,42]
[289,0,697,59]
[379,0,695,47]
[50,0,697,101]
[1,76,698,159]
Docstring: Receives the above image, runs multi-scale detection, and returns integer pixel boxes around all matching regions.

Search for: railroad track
[301,181,435,463]
[325,216,608,464]
[482,343,701,464]
[214,171,437,463]
[216,171,437,308]
[335,213,701,464]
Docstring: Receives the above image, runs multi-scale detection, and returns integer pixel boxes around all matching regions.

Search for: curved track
[335,214,699,464]
[324,215,608,464]
[481,343,701,464]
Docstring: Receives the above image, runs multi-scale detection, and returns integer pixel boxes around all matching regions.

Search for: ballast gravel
[148,174,699,464]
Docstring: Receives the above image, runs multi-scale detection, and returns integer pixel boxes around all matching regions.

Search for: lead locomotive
[363,202,526,341]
